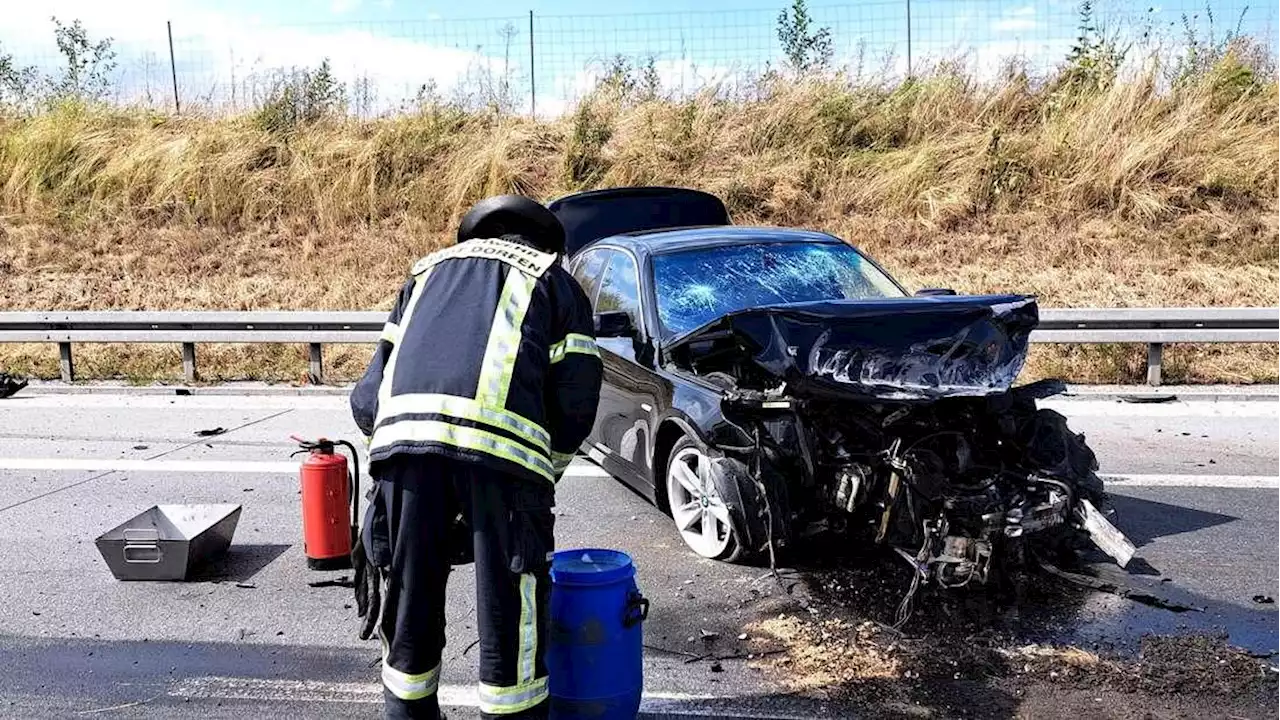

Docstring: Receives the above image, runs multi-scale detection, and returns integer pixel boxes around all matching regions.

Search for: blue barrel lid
[551,548,635,586]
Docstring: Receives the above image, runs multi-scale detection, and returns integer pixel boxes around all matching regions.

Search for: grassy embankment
[0,58,1276,385]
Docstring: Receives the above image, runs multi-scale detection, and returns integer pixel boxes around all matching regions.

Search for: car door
[587,248,660,495]
[567,248,608,449]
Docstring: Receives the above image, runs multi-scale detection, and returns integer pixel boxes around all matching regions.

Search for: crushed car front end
[663,294,1135,589]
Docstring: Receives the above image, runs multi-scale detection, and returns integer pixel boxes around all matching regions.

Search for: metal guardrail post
[58,343,74,382]
[182,343,198,382]
[1147,343,1163,386]
[308,343,324,384]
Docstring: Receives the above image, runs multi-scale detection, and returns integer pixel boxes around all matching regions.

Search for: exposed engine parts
[663,294,1134,626]
[711,379,1132,626]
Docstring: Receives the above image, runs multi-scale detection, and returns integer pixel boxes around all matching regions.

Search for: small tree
[1175,3,1253,83]
[0,41,39,107]
[46,17,117,101]
[253,58,347,133]
[777,0,833,74]
[639,55,662,100]
[1056,1,1127,94]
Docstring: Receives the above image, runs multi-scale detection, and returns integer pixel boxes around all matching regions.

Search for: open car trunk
[550,186,730,256]
[667,295,1134,604]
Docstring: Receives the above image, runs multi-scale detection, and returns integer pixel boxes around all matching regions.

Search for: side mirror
[593,310,635,338]
[915,287,957,297]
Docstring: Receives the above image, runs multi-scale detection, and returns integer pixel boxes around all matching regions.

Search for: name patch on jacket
[413,238,557,277]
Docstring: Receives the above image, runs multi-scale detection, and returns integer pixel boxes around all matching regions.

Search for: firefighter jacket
[350,235,603,485]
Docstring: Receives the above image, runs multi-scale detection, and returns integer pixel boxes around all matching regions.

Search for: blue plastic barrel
[547,548,649,720]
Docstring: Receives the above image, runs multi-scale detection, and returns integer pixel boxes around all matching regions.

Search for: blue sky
[2,0,1275,114]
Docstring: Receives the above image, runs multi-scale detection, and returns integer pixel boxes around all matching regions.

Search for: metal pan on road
[95,504,242,581]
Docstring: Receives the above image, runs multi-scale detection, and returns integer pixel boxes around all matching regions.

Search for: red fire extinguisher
[291,436,360,571]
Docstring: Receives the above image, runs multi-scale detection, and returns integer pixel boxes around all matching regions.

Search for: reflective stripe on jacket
[351,236,603,484]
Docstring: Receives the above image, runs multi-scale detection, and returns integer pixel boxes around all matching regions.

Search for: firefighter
[349,195,603,720]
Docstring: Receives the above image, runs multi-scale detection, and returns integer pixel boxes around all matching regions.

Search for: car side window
[596,250,642,333]
[569,250,607,306]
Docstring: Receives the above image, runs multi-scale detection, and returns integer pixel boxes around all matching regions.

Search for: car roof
[580,225,847,257]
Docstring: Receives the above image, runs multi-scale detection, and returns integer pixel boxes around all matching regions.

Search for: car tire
[665,435,744,563]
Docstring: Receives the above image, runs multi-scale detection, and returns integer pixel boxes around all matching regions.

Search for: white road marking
[0,457,614,477]
[0,456,1269,487]
[168,676,747,716]
[0,458,303,474]
[1037,399,1277,418]
[1100,474,1279,488]
[0,394,347,410]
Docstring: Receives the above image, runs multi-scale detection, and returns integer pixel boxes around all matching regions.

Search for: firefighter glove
[352,532,381,641]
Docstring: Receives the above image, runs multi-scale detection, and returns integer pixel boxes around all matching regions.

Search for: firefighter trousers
[366,454,555,720]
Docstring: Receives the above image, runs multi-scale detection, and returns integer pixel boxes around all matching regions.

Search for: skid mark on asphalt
[0,409,294,514]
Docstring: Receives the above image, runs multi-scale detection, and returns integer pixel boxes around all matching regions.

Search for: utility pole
[167,20,180,113]
[528,10,536,116]
[905,0,913,77]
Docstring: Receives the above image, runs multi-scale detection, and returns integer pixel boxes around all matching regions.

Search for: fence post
[182,343,198,382]
[167,21,180,114]
[528,10,536,116]
[309,343,324,384]
[1146,343,1163,386]
[905,0,912,77]
[59,343,74,383]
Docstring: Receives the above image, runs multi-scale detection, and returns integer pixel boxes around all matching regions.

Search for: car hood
[663,294,1040,401]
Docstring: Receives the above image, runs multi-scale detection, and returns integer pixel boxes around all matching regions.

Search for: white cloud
[993,18,1038,32]
[0,0,515,112]
[330,0,361,15]
[533,56,740,118]
[993,5,1039,33]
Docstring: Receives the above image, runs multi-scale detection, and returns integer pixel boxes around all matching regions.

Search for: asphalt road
[0,392,1274,719]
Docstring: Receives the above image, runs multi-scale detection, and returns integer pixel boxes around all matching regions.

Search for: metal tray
[95,504,242,581]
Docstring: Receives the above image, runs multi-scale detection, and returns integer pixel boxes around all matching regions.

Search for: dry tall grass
[0,60,1276,384]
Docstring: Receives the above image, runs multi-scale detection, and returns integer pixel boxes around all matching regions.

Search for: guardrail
[1,308,1276,386]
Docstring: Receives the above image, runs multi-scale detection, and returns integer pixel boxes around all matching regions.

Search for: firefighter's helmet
[457,195,566,255]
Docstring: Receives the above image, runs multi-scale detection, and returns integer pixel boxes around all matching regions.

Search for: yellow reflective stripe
[551,451,575,475]
[477,677,549,715]
[549,333,600,364]
[380,321,401,345]
[412,238,558,277]
[564,333,600,357]
[517,574,537,684]
[380,631,441,701]
[378,269,432,412]
[371,419,553,481]
[376,393,550,453]
[382,661,441,701]
[476,270,537,409]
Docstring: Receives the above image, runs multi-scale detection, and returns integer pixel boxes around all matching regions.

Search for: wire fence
[6,0,1277,116]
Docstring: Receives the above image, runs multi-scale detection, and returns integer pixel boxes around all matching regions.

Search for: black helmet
[457,195,566,255]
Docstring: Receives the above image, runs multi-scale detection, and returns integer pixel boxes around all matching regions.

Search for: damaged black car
[550,187,1135,588]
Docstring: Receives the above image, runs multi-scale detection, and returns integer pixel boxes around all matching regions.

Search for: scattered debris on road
[308,576,354,589]
[1119,394,1178,404]
[1037,561,1202,613]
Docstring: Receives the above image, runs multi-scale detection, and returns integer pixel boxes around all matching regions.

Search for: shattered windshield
[652,242,906,335]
